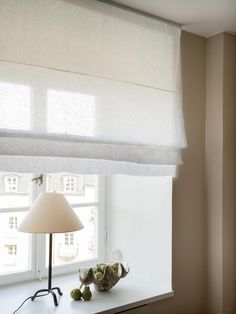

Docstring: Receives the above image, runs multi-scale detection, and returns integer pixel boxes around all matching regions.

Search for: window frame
[0,174,107,285]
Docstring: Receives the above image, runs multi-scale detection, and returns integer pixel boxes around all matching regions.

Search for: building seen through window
[9,216,17,229]
[4,175,18,192]
[63,176,76,193]
[0,172,99,277]
[64,233,74,246]
[4,244,18,267]
[5,244,17,256]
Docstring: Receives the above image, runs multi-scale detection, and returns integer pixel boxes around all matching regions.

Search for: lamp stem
[31,232,62,306]
[48,233,52,290]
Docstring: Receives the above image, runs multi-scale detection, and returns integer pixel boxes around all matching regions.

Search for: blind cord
[12,292,49,314]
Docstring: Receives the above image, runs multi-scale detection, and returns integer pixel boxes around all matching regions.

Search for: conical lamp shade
[18,193,84,233]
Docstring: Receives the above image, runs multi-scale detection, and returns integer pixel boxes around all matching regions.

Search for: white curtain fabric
[0,0,186,176]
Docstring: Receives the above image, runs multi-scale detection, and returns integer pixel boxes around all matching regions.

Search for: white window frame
[0,174,107,285]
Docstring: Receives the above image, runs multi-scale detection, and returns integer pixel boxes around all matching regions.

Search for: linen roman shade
[0,0,186,176]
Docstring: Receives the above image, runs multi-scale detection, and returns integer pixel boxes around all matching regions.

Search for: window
[64,233,74,246]
[5,244,17,256]
[0,174,172,293]
[63,176,76,193]
[0,3,182,293]
[0,173,31,280]
[3,244,18,268]
[4,175,19,192]
[46,174,101,270]
[9,216,18,229]
[0,172,105,285]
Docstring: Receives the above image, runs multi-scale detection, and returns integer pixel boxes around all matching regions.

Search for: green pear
[82,286,92,301]
[70,288,82,301]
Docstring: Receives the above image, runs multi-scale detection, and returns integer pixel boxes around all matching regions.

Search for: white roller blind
[0,0,186,176]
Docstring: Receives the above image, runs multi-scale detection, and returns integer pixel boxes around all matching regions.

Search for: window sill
[0,273,173,314]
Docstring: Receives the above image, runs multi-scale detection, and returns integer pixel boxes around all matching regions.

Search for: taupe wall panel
[206,34,224,314]
[149,31,206,314]
[222,33,236,314]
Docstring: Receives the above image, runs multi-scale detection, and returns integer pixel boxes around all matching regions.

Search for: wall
[222,33,236,314]
[149,31,207,314]
[149,31,236,314]
[206,33,236,314]
[206,33,224,314]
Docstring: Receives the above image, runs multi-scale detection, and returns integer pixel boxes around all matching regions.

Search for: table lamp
[18,192,84,306]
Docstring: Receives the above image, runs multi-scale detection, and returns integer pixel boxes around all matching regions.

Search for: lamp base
[31,287,63,306]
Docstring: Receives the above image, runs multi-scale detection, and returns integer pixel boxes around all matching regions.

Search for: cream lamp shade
[18,193,84,234]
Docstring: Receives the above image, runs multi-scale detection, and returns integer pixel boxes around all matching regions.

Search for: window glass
[0,172,101,282]
[0,173,32,209]
[47,206,98,266]
[0,212,30,275]
[46,173,98,203]
[0,173,32,276]
[45,173,99,267]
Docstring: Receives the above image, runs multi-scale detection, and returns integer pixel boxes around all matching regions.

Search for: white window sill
[0,273,173,314]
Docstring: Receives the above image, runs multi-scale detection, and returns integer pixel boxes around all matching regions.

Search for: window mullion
[97,176,107,262]
[69,201,99,208]
[0,207,29,213]
[33,174,47,279]
[30,82,48,279]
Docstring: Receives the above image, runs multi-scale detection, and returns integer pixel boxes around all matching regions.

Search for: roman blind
[0,0,186,176]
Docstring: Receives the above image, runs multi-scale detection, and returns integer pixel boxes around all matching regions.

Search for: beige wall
[206,33,236,314]
[222,33,236,314]
[149,31,207,314]
[150,31,236,314]
[206,33,224,314]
